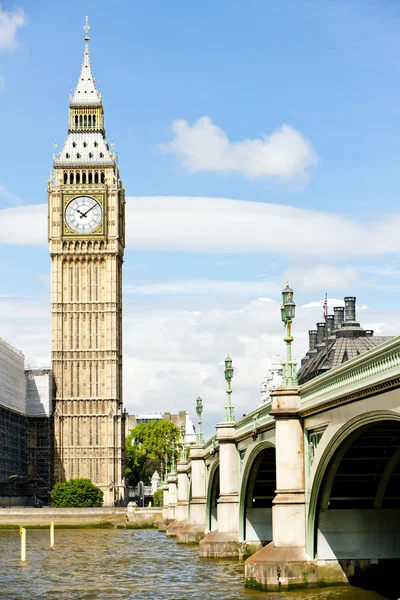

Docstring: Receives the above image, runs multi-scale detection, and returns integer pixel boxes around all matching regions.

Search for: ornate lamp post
[180,424,186,462]
[280,282,298,386]
[196,396,204,444]
[171,441,176,475]
[164,452,169,483]
[224,354,235,422]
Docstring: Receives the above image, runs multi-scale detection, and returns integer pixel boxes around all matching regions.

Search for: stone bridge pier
[199,422,241,558]
[176,443,207,544]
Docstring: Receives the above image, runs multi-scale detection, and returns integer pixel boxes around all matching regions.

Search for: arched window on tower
[82,172,86,184]
[69,172,74,184]
[84,115,87,127]
[75,115,78,127]
[79,115,83,127]
[93,115,96,127]
[76,171,80,184]
[101,172,105,184]
[64,172,68,184]
[88,115,92,127]
[94,171,99,184]
[88,171,93,184]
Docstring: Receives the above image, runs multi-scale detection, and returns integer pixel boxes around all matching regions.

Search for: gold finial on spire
[83,16,91,40]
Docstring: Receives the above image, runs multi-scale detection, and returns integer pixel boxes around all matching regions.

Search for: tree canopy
[125,419,181,486]
[50,478,103,507]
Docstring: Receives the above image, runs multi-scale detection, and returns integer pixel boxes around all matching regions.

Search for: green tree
[153,489,164,507]
[51,478,103,507]
[125,419,181,486]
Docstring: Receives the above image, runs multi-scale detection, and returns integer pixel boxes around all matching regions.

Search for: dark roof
[297,297,392,385]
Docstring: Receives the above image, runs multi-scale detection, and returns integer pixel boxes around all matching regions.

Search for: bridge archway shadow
[206,464,219,532]
[309,413,400,598]
[239,443,276,547]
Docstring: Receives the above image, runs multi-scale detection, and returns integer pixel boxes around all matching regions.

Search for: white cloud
[159,116,318,181]
[0,5,26,52]
[284,264,359,291]
[2,289,398,438]
[124,279,279,297]
[0,203,45,242]
[0,184,24,208]
[4,196,400,261]
[302,298,345,309]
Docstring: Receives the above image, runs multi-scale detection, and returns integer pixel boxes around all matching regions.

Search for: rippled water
[0,529,390,600]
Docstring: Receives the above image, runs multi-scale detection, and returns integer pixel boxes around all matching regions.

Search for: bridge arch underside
[243,447,276,545]
[315,419,400,567]
[208,465,219,532]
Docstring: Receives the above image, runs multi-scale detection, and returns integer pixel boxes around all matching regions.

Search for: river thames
[0,529,390,600]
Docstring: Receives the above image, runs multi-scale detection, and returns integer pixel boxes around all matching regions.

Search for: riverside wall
[0,507,162,527]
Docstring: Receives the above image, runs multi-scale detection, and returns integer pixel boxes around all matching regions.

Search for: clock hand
[77,209,86,218]
[80,204,96,218]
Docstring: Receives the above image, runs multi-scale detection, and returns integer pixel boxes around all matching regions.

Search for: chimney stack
[308,330,317,352]
[316,322,325,344]
[334,306,344,330]
[326,315,335,336]
[365,330,374,337]
[344,296,356,322]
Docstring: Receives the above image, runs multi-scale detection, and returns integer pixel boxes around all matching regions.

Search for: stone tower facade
[48,18,126,506]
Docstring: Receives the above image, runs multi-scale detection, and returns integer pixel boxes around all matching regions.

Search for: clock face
[65,196,102,234]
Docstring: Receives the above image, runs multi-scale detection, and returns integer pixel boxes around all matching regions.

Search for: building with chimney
[298,296,392,384]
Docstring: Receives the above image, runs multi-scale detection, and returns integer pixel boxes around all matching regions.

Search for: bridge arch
[308,410,400,562]
[205,460,219,532]
[239,441,276,544]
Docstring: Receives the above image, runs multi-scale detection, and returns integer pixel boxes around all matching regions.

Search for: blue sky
[1,0,400,435]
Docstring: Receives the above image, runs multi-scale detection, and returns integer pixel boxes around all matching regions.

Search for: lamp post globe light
[280,282,298,387]
[224,354,235,422]
[195,396,204,444]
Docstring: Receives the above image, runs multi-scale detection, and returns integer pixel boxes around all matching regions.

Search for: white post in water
[20,527,26,562]
[50,521,55,548]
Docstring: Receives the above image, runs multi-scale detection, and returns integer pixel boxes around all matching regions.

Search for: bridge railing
[299,335,400,413]
[234,401,273,440]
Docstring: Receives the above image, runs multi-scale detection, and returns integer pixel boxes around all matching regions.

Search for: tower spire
[70,16,101,106]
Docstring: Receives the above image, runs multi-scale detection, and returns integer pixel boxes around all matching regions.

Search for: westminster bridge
[158,335,400,591]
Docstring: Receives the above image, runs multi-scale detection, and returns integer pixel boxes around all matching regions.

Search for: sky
[1,0,400,436]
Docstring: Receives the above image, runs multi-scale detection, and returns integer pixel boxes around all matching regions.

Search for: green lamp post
[280,282,298,386]
[180,424,186,462]
[196,396,204,444]
[164,452,169,483]
[171,441,176,475]
[224,354,235,422]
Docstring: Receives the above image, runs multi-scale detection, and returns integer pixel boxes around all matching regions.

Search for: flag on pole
[323,294,328,319]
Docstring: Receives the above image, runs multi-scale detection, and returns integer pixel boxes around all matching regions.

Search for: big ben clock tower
[48,18,126,506]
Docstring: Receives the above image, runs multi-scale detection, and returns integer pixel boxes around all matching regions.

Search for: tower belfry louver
[48,17,126,505]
